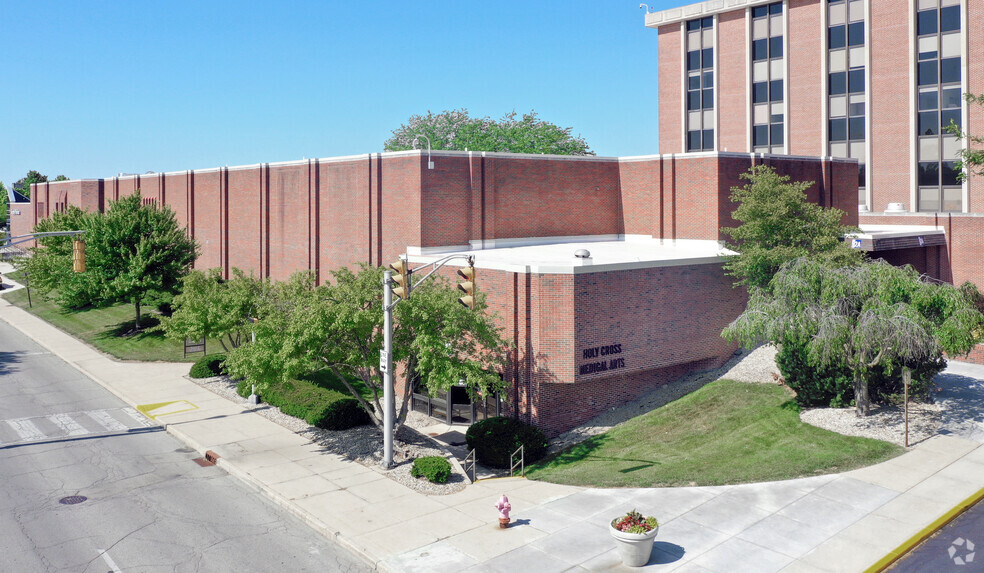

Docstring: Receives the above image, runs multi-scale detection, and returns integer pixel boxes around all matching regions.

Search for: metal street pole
[382,270,394,469]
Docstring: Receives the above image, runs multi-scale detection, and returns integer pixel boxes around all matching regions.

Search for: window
[751,2,784,154]
[685,16,715,151]
[827,0,867,204]
[916,0,963,212]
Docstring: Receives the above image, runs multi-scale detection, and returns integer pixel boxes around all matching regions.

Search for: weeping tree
[724,259,982,416]
[224,265,510,432]
[158,268,268,351]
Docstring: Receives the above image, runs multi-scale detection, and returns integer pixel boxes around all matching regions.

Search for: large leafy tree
[724,259,983,416]
[721,165,863,290]
[12,170,47,199]
[158,268,267,351]
[225,265,509,432]
[384,109,594,156]
[19,193,199,329]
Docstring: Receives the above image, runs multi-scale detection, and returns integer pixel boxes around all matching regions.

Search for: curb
[864,484,984,572]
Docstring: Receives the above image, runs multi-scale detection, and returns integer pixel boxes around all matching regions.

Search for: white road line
[6,419,46,441]
[121,407,155,427]
[47,413,89,437]
[87,410,128,432]
[99,549,122,573]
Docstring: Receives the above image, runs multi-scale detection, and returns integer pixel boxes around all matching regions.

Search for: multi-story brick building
[646,0,984,288]
[15,151,857,436]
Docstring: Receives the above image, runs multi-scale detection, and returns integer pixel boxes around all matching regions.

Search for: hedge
[411,456,452,483]
[189,354,227,378]
[465,416,548,469]
[237,373,370,430]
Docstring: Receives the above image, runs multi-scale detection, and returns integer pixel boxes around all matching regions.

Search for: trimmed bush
[465,416,548,469]
[189,354,227,379]
[236,375,370,430]
[411,456,452,484]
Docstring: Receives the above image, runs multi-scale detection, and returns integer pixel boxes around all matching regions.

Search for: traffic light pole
[382,270,395,469]
[380,253,473,470]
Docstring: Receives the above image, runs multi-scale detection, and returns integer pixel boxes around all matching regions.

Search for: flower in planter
[611,509,658,534]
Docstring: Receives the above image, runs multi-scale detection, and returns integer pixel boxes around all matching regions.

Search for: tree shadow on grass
[96,314,163,341]
[536,433,660,472]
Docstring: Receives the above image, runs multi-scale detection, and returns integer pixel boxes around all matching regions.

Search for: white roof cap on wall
[409,236,734,275]
[645,0,777,28]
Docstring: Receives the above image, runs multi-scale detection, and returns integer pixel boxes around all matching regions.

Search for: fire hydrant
[495,494,511,528]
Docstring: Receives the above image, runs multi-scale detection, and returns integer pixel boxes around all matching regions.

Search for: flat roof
[410,237,734,275]
[644,0,776,28]
[852,225,946,252]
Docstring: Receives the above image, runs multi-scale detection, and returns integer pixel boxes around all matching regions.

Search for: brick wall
[658,23,684,154]
[717,9,748,153]
[787,0,823,157]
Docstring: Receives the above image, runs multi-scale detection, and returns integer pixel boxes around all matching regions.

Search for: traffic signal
[389,259,411,299]
[457,263,476,309]
[72,240,86,273]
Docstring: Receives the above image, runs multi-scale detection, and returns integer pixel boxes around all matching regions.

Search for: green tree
[384,109,594,156]
[1,181,8,228]
[19,193,199,329]
[224,265,509,432]
[945,93,984,179]
[12,170,48,199]
[721,165,863,290]
[724,259,983,416]
[158,268,267,351]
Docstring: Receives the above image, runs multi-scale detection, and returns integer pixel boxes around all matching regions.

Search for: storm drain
[59,495,87,505]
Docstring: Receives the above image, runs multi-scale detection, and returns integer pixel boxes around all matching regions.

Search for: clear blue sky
[1,0,694,187]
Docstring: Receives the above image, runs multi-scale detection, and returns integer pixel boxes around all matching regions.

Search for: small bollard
[248,384,259,407]
[495,494,511,528]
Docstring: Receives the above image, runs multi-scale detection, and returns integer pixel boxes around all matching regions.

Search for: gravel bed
[188,376,468,495]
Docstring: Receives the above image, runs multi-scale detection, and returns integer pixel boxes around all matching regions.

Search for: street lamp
[412,134,434,170]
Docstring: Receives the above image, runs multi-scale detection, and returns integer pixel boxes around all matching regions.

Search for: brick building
[15,151,857,435]
[646,0,984,289]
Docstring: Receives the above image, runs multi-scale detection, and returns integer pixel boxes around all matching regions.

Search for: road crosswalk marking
[48,413,88,436]
[0,408,159,447]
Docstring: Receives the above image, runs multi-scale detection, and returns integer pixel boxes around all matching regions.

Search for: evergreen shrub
[465,416,548,468]
[189,354,227,378]
[411,456,452,483]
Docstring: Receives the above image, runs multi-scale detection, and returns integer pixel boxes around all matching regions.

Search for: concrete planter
[610,524,659,567]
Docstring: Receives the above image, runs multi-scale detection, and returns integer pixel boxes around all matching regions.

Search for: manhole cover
[59,495,87,505]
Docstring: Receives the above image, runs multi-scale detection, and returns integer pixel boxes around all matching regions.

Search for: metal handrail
[463,448,477,483]
[510,445,524,477]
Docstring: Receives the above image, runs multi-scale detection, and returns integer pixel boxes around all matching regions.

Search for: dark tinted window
[847,22,864,46]
[688,91,701,111]
[753,125,769,146]
[702,89,714,108]
[849,117,865,139]
[702,129,714,149]
[769,36,783,58]
[942,88,962,108]
[919,48,938,61]
[919,111,939,136]
[941,109,961,131]
[829,72,847,95]
[848,69,865,93]
[917,10,937,35]
[752,5,768,18]
[829,26,846,50]
[688,130,702,151]
[689,76,700,90]
[769,2,782,15]
[701,16,713,28]
[702,48,714,67]
[687,19,701,31]
[703,71,714,88]
[940,58,960,84]
[770,79,783,102]
[858,164,866,187]
[941,162,960,186]
[918,162,940,186]
[753,39,768,61]
[688,50,701,71]
[918,61,938,86]
[919,90,939,111]
[940,6,960,33]
[829,118,847,142]
[770,123,784,145]
[753,82,769,103]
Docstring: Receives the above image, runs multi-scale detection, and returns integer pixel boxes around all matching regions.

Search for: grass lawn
[526,379,903,487]
[0,272,226,362]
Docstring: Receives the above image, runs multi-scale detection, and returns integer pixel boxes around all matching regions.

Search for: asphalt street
[888,498,984,572]
[0,319,370,572]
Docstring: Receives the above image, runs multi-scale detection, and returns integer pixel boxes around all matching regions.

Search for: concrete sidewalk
[2,277,983,572]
